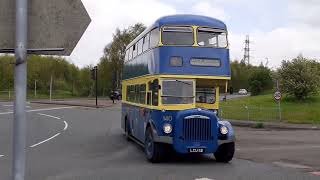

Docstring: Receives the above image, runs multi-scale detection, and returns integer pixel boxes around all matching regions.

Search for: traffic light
[90,66,97,80]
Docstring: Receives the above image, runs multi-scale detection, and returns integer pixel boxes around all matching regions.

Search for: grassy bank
[220,94,320,124]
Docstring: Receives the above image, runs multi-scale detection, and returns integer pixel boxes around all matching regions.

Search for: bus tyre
[145,127,164,163]
[214,142,235,163]
[125,118,131,141]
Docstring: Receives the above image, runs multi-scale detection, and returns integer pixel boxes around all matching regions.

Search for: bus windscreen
[161,80,194,105]
[197,27,227,48]
[162,26,194,45]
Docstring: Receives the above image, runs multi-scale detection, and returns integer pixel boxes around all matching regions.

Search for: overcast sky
[69,0,320,69]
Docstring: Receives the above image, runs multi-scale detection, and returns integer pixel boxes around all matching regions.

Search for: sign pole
[34,80,37,98]
[50,74,53,101]
[276,80,282,121]
[12,0,28,179]
[95,66,98,107]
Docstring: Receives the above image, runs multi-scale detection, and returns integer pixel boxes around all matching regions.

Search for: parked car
[238,89,248,95]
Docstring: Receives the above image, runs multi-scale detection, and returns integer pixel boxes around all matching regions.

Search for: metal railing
[0,91,14,101]
[219,105,318,125]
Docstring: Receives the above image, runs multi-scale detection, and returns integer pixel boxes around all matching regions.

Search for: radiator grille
[182,116,212,141]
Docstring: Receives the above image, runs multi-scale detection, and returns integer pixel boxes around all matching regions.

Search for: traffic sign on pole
[0,0,91,55]
[0,1,91,180]
[274,91,282,101]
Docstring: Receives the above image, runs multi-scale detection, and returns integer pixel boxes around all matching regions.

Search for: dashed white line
[0,155,4,158]
[37,113,61,120]
[0,106,74,115]
[29,133,61,148]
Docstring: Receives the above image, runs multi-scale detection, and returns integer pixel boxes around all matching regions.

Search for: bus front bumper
[154,135,235,154]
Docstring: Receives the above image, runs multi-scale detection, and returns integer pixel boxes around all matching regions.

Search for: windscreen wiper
[175,79,192,86]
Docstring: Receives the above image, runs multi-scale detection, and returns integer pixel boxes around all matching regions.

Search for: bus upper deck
[123,15,231,80]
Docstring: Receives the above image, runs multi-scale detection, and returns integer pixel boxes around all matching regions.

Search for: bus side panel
[123,48,160,80]
[122,103,148,143]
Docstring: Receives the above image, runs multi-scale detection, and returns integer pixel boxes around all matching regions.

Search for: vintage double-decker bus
[121,15,235,162]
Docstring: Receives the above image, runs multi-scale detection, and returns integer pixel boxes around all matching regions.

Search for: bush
[279,55,320,100]
[248,66,273,96]
[249,80,262,96]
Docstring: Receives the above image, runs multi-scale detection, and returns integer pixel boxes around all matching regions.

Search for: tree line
[1,23,319,100]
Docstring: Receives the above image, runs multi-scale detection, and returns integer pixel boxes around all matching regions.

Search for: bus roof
[127,15,227,49]
[153,14,227,29]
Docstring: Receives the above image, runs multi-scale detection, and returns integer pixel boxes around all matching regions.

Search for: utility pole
[243,35,250,65]
[50,74,53,101]
[12,0,28,179]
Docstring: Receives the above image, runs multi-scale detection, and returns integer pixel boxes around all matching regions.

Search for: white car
[238,89,248,95]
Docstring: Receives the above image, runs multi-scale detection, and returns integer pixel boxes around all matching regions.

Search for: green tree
[98,23,146,94]
[248,66,273,96]
[279,55,320,100]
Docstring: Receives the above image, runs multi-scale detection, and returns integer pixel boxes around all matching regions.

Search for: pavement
[0,101,320,180]
[31,98,116,108]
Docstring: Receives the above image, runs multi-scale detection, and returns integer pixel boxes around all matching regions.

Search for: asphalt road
[0,101,319,180]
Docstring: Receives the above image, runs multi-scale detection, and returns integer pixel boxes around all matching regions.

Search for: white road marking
[29,113,68,148]
[310,171,320,176]
[3,105,13,107]
[195,178,214,180]
[63,121,68,131]
[0,106,74,115]
[37,113,61,120]
[273,161,312,169]
[1,111,70,158]
[29,133,61,148]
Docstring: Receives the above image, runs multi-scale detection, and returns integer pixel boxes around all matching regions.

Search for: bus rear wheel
[214,142,235,163]
[145,127,164,163]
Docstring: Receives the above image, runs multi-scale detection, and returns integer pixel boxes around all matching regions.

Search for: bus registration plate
[188,148,205,153]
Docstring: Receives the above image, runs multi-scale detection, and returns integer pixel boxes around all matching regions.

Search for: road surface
[0,101,319,180]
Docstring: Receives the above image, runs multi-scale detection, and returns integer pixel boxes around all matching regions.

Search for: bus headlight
[163,123,172,134]
[220,125,228,135]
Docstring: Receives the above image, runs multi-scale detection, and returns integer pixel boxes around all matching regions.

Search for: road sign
[274,91,282,101]
[0,0,91,55]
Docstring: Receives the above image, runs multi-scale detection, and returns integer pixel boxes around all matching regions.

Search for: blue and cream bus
[121,15,235,162]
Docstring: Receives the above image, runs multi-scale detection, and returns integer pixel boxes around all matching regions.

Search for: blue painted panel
[158,46,230,77]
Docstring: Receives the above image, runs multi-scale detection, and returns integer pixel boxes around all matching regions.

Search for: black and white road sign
[274,91,282,101]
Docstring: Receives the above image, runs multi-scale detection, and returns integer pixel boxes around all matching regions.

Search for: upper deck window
[197,27,227,48]
[150,28,160,48]
[162,26,194,46]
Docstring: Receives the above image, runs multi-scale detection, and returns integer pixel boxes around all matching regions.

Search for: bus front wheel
[125,118,132,141]
[214,142,235,163]
[145,127,164,163]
